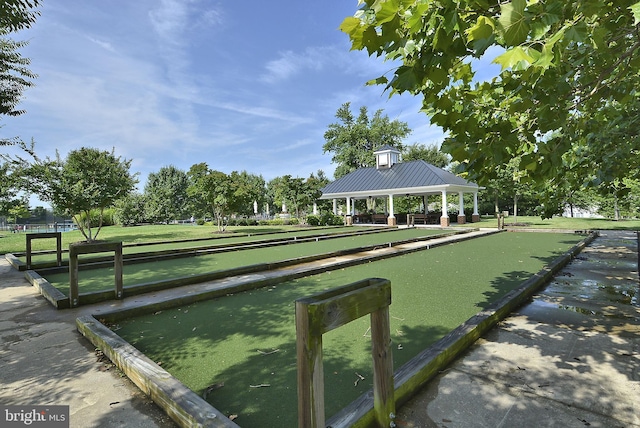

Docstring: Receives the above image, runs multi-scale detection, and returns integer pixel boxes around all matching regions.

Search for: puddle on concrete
[557,304,602,316]
[527,299,639,321]
[597,283,637,305]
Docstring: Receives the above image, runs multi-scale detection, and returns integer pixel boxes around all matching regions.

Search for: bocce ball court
[14,225,374,269]
[76,230,593,427]
[29,227,455,305]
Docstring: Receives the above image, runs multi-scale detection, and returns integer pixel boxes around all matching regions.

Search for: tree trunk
[513,194,518,224]
[614,196,620,221]
[494,196,499,218]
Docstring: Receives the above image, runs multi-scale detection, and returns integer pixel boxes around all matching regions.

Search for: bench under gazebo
[319,146,481,227]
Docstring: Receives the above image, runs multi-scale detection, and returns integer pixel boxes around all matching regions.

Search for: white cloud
[261,47,328,83]
[86,36,116,53]
[207,102,315,125]
[148,0,191,44]
[260,43,390,84]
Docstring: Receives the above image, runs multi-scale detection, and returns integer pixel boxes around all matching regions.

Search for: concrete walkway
[396,230,640,428]
[0,257,176,427]
[1,230,638,427]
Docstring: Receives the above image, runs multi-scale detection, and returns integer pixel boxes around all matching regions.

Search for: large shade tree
[0,0,40,148]
[187,163,234,232]
[0,161,18,215]
[27,147,137,241]
[0,0,41,32]
[323,102,411,178]
[341,0,640,217]
[402,143,450,168]
[228,170,266,217]
[113,192,147,226]
[144,165,189,224]
[0,0,41,209]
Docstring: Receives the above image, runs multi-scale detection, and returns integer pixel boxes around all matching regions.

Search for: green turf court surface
[19,226,368,266]
[113,232,583,427]
[45,228,446,295]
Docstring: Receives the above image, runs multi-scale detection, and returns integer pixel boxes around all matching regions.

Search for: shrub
[307,215,320,226]
[259,218,300,226]
[113,193,146,226]
[320,212,344,226]
[75,208,116,228]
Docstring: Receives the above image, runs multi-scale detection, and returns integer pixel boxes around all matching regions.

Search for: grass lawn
[45,228,447,295]
[0,224,331,255]
[114,231,584,427]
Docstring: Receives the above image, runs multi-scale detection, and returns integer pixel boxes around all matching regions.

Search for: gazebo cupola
[374,145,401,169]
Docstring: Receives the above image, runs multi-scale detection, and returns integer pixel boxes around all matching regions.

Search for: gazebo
[319,146,481,227]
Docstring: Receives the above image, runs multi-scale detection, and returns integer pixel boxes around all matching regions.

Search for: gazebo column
[332,199,337,215]
[313,202,318,215]
[472,192,480,222]
[440,191,450,227]
[387,194,397,226]
[457,192,466,224]
[346,197,353,225]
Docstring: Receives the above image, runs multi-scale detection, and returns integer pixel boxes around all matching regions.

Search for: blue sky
[3,1,499,205]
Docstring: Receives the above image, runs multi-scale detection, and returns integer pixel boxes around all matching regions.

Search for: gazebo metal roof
[320,160,479,199]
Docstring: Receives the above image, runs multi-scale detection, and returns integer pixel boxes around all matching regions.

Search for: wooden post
[26,235,32,270]
[69,247,80,308]
[296,305,325,427]
[371,306,394,427]
[25,232,62,269]
[115,244,123,299]
[69,241,124,307]
[296,278,394,428]
[56,235,62,267]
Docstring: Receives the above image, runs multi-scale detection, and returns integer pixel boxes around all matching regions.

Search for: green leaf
[466,16,494,42]
[433,26,453,51]
[442,8,459,33]
[392,66,418,92]
[565,21,587,43]
[498,0,530,46]
[630,1,640,25]
[340,17,366,50]
[366,76,389,86]
[362,26,381,55]
[534,43,554,68]
[492,46,535,70]
[530,22,551,41]
[426,66,448,87]
[340,16,361,36]
[408,3,430,34]
[374,0,399,24]
[540,1,562,26]
[452,62,472,83]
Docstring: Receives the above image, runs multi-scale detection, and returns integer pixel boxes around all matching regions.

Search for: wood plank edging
[23,270,69,309]
[75,315,240,428]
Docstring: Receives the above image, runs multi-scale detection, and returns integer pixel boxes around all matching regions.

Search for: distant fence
[1,223,77,233]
